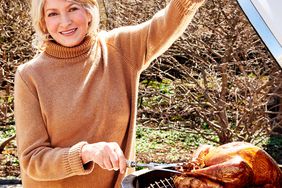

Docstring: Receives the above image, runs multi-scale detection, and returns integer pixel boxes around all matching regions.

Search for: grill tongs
[126,160,182,174]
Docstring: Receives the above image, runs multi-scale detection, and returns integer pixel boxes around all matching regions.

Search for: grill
[122,167,282,188]
[121,169,177,188]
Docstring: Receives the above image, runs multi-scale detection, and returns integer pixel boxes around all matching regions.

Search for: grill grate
[121,169,177,188]
[145,177,175,188]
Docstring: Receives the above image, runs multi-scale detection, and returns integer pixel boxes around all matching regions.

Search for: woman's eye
[47,12,58,17]
[69,7,79,12]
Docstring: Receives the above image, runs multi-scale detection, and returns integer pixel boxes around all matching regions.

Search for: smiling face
[43,0,92,47]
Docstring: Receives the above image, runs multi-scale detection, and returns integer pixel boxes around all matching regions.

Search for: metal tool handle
[126,160,182,169]
[126,160,157,168]
[126,160,163,169]
[126,160,137,168]
[126,160,182,174]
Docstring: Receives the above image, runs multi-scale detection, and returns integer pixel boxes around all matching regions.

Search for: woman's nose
[60,14,72,27]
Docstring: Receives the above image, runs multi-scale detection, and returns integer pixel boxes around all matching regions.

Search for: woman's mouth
[60,28,77,36]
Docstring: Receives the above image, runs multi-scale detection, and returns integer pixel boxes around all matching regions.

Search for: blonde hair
[31,0,100,50]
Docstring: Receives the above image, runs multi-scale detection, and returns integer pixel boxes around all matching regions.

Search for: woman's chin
[55,35,86,47]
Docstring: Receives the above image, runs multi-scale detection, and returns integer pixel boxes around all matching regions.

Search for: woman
[14,0,205,187]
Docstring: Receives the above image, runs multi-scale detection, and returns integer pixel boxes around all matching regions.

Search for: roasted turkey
[173,142,282,188]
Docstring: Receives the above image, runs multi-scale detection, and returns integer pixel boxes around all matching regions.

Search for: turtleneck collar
[44,36,94,60]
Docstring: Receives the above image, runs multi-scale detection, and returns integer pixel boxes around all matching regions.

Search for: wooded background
[0,0,282,179]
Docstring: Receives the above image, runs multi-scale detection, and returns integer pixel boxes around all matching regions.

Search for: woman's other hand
[81,142,126,174]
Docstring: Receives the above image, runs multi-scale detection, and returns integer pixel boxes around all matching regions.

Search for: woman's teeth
[60,28,77,35]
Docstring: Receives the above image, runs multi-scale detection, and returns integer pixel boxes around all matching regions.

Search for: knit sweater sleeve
[14,65,94,181]
[105,0,205,71]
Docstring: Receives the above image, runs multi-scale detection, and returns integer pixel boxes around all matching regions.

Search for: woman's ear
[40,20,48,34]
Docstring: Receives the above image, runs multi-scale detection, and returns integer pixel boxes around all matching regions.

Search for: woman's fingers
[105,143,119,170]
[81,142,126,173]
[102,156,114,170]
[113,144,126,174]
[107,142,126,173]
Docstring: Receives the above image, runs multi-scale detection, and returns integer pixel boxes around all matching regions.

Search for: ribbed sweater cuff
[64,141,94,176]
[173,0,205,15]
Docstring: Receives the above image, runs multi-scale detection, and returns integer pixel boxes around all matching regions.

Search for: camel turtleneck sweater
[14,0,205,187]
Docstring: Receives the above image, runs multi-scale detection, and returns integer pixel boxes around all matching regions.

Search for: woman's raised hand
[81,142,127,174]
